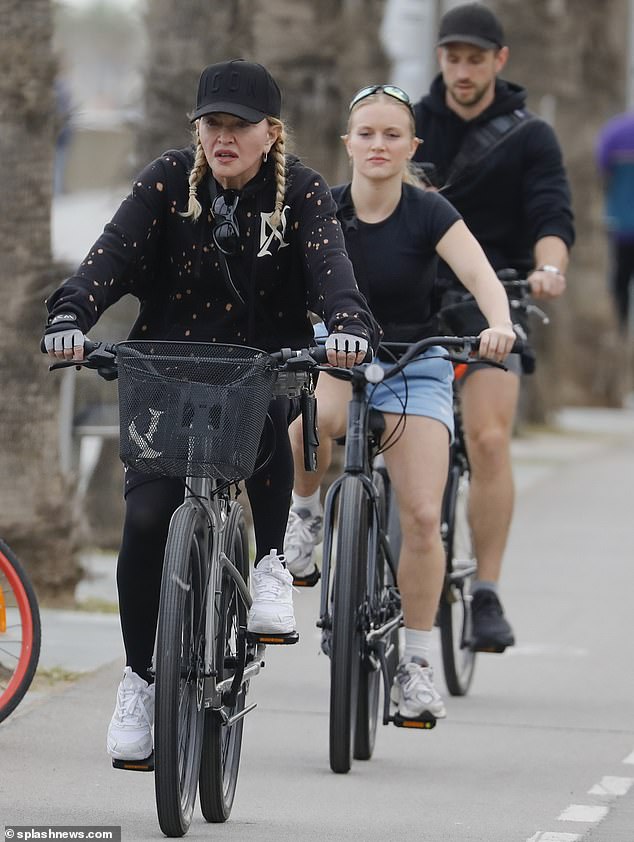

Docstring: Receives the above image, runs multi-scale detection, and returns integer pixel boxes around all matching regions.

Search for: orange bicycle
[0,539,41,722]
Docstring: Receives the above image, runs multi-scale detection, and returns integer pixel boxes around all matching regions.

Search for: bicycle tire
[199,503,249,823]
[0,540,41,723]
[439,465,476,696]
[154,503,206,837]
[329,475,367,774]
[354,469,388,761]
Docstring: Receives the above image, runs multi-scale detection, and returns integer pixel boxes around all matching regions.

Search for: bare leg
[286,373,350,579]
[288,373,350,497]
[381,414,449,630]
[459,366,520,584]
[383,413,450,720]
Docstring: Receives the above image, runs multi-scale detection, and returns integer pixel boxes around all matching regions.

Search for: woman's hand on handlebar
[477,323,517,364]
[42,315,86,362]
[324,332,369,368]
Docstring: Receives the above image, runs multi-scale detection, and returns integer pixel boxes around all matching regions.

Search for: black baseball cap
[437,3,505,50]
[191,59,282,123]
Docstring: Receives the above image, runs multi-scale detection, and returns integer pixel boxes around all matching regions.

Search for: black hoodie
[414,76,574,277]
[46,148,379,352]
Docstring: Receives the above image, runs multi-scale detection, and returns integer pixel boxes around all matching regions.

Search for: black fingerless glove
[41,313,80,353]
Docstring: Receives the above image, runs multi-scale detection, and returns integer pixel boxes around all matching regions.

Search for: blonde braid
[268,117,286,230]
[181,133,208,220]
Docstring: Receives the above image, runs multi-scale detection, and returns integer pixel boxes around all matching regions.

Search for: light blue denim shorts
[366,348,455,439]
[312,323,454,439]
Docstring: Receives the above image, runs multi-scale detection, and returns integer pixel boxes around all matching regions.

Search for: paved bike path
[2,406,633,841]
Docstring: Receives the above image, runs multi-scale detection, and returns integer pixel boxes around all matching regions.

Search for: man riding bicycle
[411,3,575,651]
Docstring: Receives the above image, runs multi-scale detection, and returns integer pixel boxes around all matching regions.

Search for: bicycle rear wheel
[154,503,206,837]
[329,476,367,774]
[353,469,388,761]
[439,466,476,696]
[0,540,41,723]
[199,503,249,823]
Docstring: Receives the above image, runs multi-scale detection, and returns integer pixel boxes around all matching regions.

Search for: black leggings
[117,398,297,682]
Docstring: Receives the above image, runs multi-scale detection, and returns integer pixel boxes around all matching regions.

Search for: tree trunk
[488,0,629,417]
[0,0,81,601]
[137,0,387,184]
[137,0,258,166]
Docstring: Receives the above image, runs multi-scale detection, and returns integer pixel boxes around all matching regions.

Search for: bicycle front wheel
[439,467,476,696]
[154,503,206,837]
[329,476,367,774]
[353,469,387,761]
[199,503,249,823]
[0,540,41,723]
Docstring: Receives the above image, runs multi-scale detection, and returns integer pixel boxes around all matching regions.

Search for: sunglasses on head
[211,190,240,256]
[349,84,414,116]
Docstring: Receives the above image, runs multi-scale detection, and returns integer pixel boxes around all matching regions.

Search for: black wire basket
[116,341,276,481]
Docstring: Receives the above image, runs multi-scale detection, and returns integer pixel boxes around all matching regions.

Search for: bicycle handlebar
[48,340,332,379]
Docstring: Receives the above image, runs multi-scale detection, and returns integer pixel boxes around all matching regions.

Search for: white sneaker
[390,658,447,720]
[284,508,323,579]
[247,550,296,635]
[106,667,155,760]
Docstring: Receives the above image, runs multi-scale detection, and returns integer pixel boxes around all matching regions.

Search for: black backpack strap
[443,109,534,190]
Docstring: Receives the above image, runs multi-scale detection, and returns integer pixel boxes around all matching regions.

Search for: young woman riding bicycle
[42,59,378,764]
[285,84,515,722]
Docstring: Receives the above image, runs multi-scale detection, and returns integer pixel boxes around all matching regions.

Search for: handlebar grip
[308,346,329,364]
[83,339,100,355]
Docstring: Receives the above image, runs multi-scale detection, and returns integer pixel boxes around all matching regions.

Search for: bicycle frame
[318,367,402,728]
[169,475,265,721]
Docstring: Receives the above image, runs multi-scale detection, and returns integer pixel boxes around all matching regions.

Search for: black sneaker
[470,590,515,653]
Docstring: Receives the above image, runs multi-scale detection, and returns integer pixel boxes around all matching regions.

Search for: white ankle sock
[403,628,432,664]
[291,489,322,516]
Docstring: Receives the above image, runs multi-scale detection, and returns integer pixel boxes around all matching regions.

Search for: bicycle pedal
[247,630,299,645]
[292,568,321,588]
[468,640,508,654]
[112,753,154,772]
[392,713,437,730]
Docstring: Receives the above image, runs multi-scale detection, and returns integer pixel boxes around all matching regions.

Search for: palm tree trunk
[488,0,629,413]
[0,0,81,600]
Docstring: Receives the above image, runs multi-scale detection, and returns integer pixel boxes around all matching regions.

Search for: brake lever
[48,345,118,380]
[48,359,85,372]
[443,353,508,371]
[525,303,550,325]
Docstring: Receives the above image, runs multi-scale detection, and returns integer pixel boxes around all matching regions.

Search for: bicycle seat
[334,408,386,446]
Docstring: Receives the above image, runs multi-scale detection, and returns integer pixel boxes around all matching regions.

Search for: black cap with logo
[191,59,282,124]
[437,3,505,50]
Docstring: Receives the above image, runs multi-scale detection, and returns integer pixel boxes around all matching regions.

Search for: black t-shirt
[331,182,461,341]
[413,76,574,278]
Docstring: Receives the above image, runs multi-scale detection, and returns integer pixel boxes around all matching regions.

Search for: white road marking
[557,804,609,822]
[526,833,581,841]
[588,775,634,796]
[623,750,634,764]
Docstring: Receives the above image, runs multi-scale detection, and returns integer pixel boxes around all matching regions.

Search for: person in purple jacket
[43,59,378,763]
[596,111,634,332]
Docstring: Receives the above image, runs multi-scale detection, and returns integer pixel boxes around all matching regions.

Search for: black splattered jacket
[46,148,379,352]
